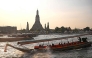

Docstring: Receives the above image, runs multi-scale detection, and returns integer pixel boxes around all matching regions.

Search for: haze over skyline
[0,0,92,30]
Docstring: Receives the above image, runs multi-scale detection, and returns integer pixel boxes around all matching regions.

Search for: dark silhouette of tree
[66,27,72,33]
[73,28,79,33]
[68,27,71,31]
[21,29,26,33]
[60,26,66,33]
[54,26,91,33]
[83,27,90,31]
[54,27,60,33]
[90,28,92,31]
[54,26,72,33]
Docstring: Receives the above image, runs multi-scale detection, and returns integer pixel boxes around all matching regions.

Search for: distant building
[31,9,43,31]
[0,26,17,34]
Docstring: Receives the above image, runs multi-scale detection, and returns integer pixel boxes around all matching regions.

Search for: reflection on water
[0,34,92,58]
[22,52,53,58]
[21,47,92,58]
[0,42,25,58]
[76,47,92,58]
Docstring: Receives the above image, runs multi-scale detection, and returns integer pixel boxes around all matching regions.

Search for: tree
[54,27,60,33]
[65,27,72,33]
[60,26,66,33]
[21,29,26,33]
[83,27,90,31]
[91,28,92,31]
[73,28,79,33]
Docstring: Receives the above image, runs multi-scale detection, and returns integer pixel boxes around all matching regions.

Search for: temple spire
[47,22,49,30]
[45,24,46,30]
[37,9,39,15]
[31,9,43,31]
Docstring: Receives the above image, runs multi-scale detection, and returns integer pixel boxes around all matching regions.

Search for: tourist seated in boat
[66,41,70,45]
[63,43,67,47]
[58,43,63,46]
[67,41,69,44]
[49,44,52,47]
[59,43,61,45]
[82,37,88,42]
[39,44,43,47]
[52,43,54,46]
[38,44,47,49]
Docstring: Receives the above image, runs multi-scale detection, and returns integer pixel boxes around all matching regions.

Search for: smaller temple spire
[47,22,49,30]
[46,22,50,33]
[26,22,29,32]
[45,24,46,30]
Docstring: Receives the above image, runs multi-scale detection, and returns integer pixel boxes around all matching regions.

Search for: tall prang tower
[31,9,43,31]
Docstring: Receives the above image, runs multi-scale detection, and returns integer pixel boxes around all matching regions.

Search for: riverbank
[0,33,37,42]
[0,37,34,42]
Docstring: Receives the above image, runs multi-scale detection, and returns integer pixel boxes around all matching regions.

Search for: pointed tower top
[36,9,39,15]
[48,22,49,24]
[45,23,46,30]
[26,22,29,31]
[47,22,49,29]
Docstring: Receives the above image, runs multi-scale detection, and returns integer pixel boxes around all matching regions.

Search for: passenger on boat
[39,44,45,48]
[39,44,42,47]
[67,41,70,45]
[67,41,69,43]
[59,43,61,45]
[52,43,54,46]
[59,43,63,46]
[78,37,81,42]
[63,43,66,46]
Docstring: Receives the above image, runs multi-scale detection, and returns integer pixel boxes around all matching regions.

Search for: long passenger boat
[34,40,91,51]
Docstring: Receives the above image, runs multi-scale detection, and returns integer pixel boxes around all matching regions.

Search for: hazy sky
[0,0,92,30]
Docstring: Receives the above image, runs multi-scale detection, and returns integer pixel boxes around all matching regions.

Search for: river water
[0,34,92,58]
